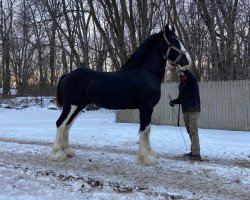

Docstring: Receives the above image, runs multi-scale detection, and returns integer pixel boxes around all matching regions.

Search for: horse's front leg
[147,127,160,159]
[136,106,159,166]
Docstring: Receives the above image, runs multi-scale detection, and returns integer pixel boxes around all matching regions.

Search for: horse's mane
[121,32,162,71]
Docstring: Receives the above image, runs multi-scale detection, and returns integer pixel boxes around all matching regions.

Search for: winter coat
[172,70,201,112]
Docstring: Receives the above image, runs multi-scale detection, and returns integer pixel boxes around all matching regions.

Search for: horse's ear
[165,24,170,34]
[172,27,175,34]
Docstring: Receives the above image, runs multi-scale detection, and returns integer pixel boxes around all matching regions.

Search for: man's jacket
[172,70,201,112]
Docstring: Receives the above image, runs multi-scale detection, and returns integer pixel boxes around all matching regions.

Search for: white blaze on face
[178,38,192,65]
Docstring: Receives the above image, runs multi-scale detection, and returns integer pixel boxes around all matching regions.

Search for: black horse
[51,24,191,165]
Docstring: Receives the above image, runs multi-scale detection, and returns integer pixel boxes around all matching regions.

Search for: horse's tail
[56,74,67,108]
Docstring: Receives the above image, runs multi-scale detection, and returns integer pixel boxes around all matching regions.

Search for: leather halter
[163,31,190,69]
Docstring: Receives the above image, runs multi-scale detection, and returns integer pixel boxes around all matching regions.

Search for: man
[169,69,201,160]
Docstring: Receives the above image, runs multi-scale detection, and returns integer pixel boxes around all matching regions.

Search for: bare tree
[29,0,47,93]
[195,0,239,80]
[0,0,14,97]
[0,0,249,97]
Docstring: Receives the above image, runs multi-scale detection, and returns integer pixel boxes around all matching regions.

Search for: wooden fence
[116,80,250,131]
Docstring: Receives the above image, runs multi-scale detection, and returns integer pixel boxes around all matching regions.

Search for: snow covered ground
[0,105,249,199]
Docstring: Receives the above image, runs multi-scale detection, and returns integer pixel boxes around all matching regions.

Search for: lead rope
[177,104,188,153]
[169,93,188,152]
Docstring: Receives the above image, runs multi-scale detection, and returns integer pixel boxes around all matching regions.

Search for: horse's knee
[56,105,76,127]
[56,119,63,128]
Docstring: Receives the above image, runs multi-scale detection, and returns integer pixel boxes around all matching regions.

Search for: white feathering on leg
[147,126,160,158]
[62,110,81,157]
[51,105,77,161]
[136,125,159,166]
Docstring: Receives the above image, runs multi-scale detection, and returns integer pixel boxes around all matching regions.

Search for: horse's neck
[143,51,166,81]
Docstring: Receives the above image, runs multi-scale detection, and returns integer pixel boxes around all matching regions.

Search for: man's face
[178,71,186,82]
[178,71,184,77]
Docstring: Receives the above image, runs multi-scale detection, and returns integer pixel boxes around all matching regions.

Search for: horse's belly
[87,88,138,109]
[85,78,141,109]
[93,93,138,109]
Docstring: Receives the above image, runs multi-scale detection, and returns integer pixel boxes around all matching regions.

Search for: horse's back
[58,68,132,108]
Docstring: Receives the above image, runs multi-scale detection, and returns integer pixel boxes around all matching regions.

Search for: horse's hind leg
[62,105,84,157]
[51,105,78,161]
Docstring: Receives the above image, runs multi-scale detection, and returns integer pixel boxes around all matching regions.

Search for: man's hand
[169,100,175,107]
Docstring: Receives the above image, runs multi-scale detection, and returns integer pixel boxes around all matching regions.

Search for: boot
[188,154,202,161]
[183,152,193,157]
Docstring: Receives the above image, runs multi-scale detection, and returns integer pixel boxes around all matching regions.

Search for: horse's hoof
[51,148,68,162]
[150,150,160,159]
[136,154,159,166]
[64,147,75,157]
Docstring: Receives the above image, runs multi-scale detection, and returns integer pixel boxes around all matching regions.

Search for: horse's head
[163,24,191,70]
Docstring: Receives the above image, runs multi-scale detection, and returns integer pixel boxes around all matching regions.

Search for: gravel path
[0,138,249,200]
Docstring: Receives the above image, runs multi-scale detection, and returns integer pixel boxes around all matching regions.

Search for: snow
[0,104,249,199]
